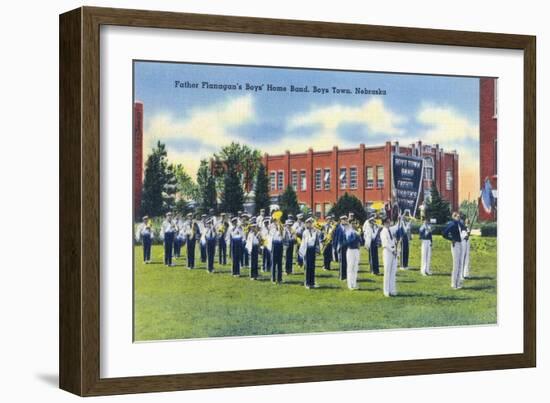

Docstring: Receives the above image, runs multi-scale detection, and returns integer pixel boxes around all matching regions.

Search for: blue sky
[134,61,481,200]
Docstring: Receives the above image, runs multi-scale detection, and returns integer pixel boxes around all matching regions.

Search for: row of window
[271,166,454,191]
[269,166,385,191]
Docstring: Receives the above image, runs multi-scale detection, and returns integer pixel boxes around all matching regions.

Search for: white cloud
[417,104,479,144]
[143,95,256,176]
[416,104,480,201]
[288,98,406,136]
[145,94,254,146]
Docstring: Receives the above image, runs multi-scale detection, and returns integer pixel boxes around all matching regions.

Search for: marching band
[135,206,477,294]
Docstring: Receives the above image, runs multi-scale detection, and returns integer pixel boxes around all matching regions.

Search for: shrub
[480,223,497,237]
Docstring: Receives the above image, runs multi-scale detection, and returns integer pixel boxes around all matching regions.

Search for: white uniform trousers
[461,239,471,278]
[451,241,464,289]
[420,240,432,276]
[383,249,398,296]
[346,248,360,289]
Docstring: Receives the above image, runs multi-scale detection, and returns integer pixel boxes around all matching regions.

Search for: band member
[284,219,295,274]
[199,214,208,263]
[173,214,183,258]
[160,212,176,266]
[241,213,250,268]
[205,218,217,273]
[269,217,285,284]
[261,218,272,272]
[381,217,398,297]
[461,216,471,279]
[321,215,335,270]
[334,215,349,280]
[384,200,392,223]
[300,217,319,289]
[230,217,244,276]
[246,221,260,280]
[257,208,266,226]
[443,212,464,289]
[175,221,187,260]
[363,215,380,275]
[344,218,361,290]
[135,215,153,264]
[399,214,412,270]
[391,198,400,224]
[185,213,199,269]
[292,213,305,267]
[216,213,229,265]
[419,217,433,276]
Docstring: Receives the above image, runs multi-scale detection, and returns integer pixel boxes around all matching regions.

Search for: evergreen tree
[328,193,367,224]
[221,166,244,214]
[204,175,217,213]
[278,185,300,220]
[425,183,451,224]
[254,163,270,214]
[140,141,176,217]
[196,159,217,213]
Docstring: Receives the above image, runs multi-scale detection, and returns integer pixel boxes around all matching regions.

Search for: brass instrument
[321,222,336,252]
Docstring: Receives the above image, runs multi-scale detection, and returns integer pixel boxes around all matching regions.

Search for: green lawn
[134,235,497,341]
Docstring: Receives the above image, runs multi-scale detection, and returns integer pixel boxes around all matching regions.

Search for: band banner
[392,154,424,216]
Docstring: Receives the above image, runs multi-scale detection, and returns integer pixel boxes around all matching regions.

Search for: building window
[424,157,434,181]
[300,170,307,191]
[315,169,322,190]
[446,170,453,191]
[291,170,298,191]
[323,168,331,190]
[376,166,384,188]
[340,167,347,190]
[350,167,357,189]
[366,166,374,188]
[277,170,284,190]
[324,203,332,216]
[315,203,322,218]
[270,171,276,191]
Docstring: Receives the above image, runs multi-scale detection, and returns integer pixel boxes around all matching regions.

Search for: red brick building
[479,78,498,221]
[133,101,144,216]
[263,141,459,219]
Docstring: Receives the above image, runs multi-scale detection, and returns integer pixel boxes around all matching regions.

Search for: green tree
[173,163,198,201]
[212,142,262,191]
[140,141,177,218]
[254,163,270,214]
[204,175,217,213]
[425,183,451,224]
[195,159,217,213]
[460,199,478,221]
[278,185,300,220]
[328,193,367,224]
[221,166,244,214]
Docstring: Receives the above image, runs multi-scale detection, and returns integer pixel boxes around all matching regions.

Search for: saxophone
[322,223,335,252]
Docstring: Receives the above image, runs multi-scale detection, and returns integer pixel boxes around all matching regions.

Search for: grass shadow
[467,275,495,281]
[316,284,342,290]
[462,284,495,291]
[283,280,305,286]
[316,273,336,278]
[212,269,232,274]
[394,292,431,298]
[357,278,375,283]
[436,295,473,302]
[358,287,382,292]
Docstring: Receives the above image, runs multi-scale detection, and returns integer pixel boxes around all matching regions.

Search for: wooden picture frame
[59,6,536,396]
